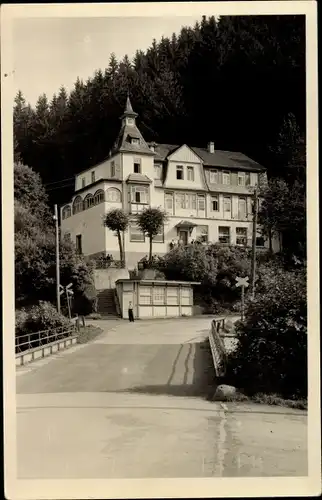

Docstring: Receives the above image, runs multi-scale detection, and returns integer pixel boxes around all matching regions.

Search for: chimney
[149,141,156,152]
[208,141,215,154]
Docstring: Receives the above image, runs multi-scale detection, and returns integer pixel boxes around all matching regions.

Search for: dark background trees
[14,15,305,207]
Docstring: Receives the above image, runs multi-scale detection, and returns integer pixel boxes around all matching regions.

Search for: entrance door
[179,230,188,246]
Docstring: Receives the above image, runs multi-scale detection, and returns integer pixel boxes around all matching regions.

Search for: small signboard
[235,276,249,288]
[59,284,65,296]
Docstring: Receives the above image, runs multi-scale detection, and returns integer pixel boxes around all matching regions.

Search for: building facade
[60,96,279,267]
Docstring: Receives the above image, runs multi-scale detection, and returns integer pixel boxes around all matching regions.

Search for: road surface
[16,318,307,478]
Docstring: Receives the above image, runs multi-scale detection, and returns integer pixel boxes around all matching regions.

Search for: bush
[19,301,71,334]
[225,269,307,399]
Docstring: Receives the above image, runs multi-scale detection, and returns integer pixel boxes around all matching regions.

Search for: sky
[12,16,200,106]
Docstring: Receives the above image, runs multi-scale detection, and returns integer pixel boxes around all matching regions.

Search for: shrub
[225,269,307,399]
[16,301,71,335]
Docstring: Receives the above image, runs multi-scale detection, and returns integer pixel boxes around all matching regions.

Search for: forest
[13,15,306,208]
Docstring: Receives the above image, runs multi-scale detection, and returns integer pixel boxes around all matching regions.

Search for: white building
[60,96,279,267]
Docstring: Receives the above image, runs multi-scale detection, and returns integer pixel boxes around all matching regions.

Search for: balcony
[130,202,149,214]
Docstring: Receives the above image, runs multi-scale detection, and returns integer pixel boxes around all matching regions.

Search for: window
[209,170,218,183]
[176,166,184,180]
[176,192,186,209]
[236,227,247,246]
[223,196,231,212]
[139,286,151,305]
[187,166,194,181]
[134,158,141,174]
[62,205,71,220]
[186,193,196,210]
[222,171,230,185]
[76,234,82,254]
[111,161,115,177]
[256,236,265,247]
[73,196,83,214]
[154,164,162,179]
[106,188,121,202]
[129,223,145,242]
[238,172,245,186]
[196,225,208,243]
[131,137,140,146]
[181,287,192,305]
[153,225,164,243]
[218,226,230,244]
[84,194,94,209]
[153,286,165,305]
[167,287,179,305]
[197,194,205,212]
[251,173,259,186]
[131,186,148,204]
[91,171,95,183]
[81,177,86,188]
[165,192,174,214]
[245,173,251,186]
[211,195,219,211]
[238,197,247,219]
[94,189,105,205]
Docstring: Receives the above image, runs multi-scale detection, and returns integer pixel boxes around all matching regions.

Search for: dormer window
[131,137,140,146]
[176,165,184,180]
[134,158,141,174]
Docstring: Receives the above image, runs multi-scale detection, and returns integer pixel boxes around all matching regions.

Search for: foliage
[103,209,129,266]
[158,243,252,311]
[258,178,306,263]
[225,269,307,398]
[14,163,96,307]
[13,15,305,208]
[14,162,53,227]
[16,301,71,336]
[136,207,168,262]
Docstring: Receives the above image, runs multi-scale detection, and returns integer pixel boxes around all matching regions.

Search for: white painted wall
[75,154,122,191]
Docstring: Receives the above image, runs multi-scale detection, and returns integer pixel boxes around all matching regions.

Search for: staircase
[97,289,120,318]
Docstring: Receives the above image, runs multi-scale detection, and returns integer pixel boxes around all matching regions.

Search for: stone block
[213,384,237,401]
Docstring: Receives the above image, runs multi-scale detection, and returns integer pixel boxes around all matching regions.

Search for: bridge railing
[15,325,77,354]
[208,318,228,377]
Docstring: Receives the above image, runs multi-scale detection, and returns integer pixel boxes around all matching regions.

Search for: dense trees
[14,15,305,209]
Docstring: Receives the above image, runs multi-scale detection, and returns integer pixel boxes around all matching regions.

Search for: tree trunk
[149,235,153,265]
[117,230,124,266]
[268,228,273,254]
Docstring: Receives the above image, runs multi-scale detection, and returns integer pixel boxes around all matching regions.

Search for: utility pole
[54,204,61,314]
[250,186,258,300]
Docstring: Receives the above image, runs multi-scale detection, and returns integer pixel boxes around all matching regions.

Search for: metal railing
[209,318,228,377]
[15,325,77,354]
[94,257,123,269]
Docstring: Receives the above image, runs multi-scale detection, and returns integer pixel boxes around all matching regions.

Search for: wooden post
[54,204,61,314]
[250,187,258,300]
[66,290,71,320]
[241,285,245,322]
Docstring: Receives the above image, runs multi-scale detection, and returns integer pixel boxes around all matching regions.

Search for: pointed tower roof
[120,93,138,120]
[111,95,155,156]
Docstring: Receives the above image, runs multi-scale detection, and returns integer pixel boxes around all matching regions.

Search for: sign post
[65,283,73,320]
[235,276,249,322]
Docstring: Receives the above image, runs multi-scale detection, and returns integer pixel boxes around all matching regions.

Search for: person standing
[128,301,134,322]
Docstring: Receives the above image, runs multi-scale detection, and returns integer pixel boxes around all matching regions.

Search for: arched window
[94,189,105,205]
[62,205,71,220]
[73,195,83,214]
[106,187,121,202]
[84,193,94,210]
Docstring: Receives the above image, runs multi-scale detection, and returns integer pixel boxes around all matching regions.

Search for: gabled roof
[150,142,265,171]
[191,147,265,171]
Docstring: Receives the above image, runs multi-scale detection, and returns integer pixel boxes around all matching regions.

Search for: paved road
[16,318,307,479]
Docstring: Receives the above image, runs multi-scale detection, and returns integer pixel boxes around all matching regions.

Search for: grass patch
[251,392,308,410]
[76,324,103,344]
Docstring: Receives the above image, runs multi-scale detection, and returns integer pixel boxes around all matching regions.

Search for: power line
[44,177,74,187]
[46,182,74,192]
